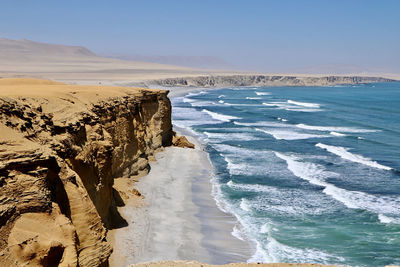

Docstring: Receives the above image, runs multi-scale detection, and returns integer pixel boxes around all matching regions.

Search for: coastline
[109,129,253,266]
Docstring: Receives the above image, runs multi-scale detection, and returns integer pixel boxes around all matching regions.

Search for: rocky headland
[0,78,183,266]
[149,74,396,88]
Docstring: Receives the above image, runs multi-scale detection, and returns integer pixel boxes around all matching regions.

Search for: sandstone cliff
[0,78,174,266]
[149,75,396,87]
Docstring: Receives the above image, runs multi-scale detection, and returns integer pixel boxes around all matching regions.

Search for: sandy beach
[109,130,253,266]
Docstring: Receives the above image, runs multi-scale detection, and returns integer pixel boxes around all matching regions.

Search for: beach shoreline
[109,127,253,266]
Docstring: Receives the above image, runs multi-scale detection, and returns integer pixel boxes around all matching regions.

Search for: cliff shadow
[108,188,128,229]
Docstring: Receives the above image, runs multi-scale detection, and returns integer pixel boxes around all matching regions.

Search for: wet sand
[109,133,253,266]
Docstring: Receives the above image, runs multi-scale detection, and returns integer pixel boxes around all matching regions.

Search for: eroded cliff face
[0,79,173,266]
[150,75,396,87]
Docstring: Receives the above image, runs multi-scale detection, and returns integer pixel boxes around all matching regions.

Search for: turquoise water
[171,82,400,266]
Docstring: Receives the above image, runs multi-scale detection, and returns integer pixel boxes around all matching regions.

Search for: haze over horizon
[1,0,399,74]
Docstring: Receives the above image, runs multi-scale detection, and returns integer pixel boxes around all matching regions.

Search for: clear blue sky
[1,0,399,72]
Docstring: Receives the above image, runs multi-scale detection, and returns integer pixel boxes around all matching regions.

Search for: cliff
[149,74,396,87]
[0,78,174,266]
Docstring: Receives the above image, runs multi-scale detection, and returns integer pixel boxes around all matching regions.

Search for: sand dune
[0,38,217,84]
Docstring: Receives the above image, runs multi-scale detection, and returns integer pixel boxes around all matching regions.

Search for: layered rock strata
[150,75,396,87]
[0,78,173,266]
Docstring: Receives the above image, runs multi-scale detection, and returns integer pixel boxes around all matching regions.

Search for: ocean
[171,82,400,266]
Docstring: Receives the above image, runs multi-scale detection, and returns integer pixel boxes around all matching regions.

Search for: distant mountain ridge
[0,38,97,61]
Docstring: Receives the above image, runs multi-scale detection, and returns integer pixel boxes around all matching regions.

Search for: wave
[259,235,337,264]
[234,121,290,127]
[255,91,270,96]
[378,214,398,224]
[262,102,281,107]
[240,198,252,212]
[277,117,288,122]
[262,102,321,112]
[184,99,216,107]
[315,143,392,170]
[218,94,225,98]
[256,128,329,140]
[172,107,223,127]
[223,102,261,106]
[186,90,207,97]
[182,97,195,103]
[227,180,278,194]
[275,152,400,224]
[227,181,338,263]
[246,97,262,100]
[296,123,377,133]
[330,131,346,137]
[218,100,224,103]
[287,100,320,108]
[201,109,240,122]
[204,131,260,142]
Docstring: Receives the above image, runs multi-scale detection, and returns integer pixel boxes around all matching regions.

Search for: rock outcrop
[0,78,174,266]
[172,133,195,149]
[150,75,396,87]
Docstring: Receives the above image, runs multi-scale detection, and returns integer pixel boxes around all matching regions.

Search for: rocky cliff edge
[0,78,174,266]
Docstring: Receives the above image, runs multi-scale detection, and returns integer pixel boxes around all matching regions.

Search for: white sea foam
[223,157,252,176]
[182,97,195,103]
[316,143,392,170]
[223,102,261,106]
[186,90,207,97]
[201,109,240,122]
[260,223,271,234]
[274,152,334,187]
[287,100,320,108]
[172,107,222,127]
[204,131,260,141]
[378,214,398,224]
[227,180,278,194]
[218,94,225,98]
[255,91,270,95]
[240,198,252,212]
[220,163,341,264]
[246,97,262,100]
[262,102,281,107]
[261,236,337,264]
[256,128,329,140]
[296,123,377,133]
[277,117,288,122]
[231,224,246,241]
[262,102,321,112]
[218,100,224,103]
[234,121,289,127]
[275,152,400,224]
[330,131,346,137]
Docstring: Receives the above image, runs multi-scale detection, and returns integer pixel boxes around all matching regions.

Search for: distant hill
[0,38,213,83]
[0,38,97,62]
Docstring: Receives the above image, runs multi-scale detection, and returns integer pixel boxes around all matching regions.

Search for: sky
[1,0,399,73]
